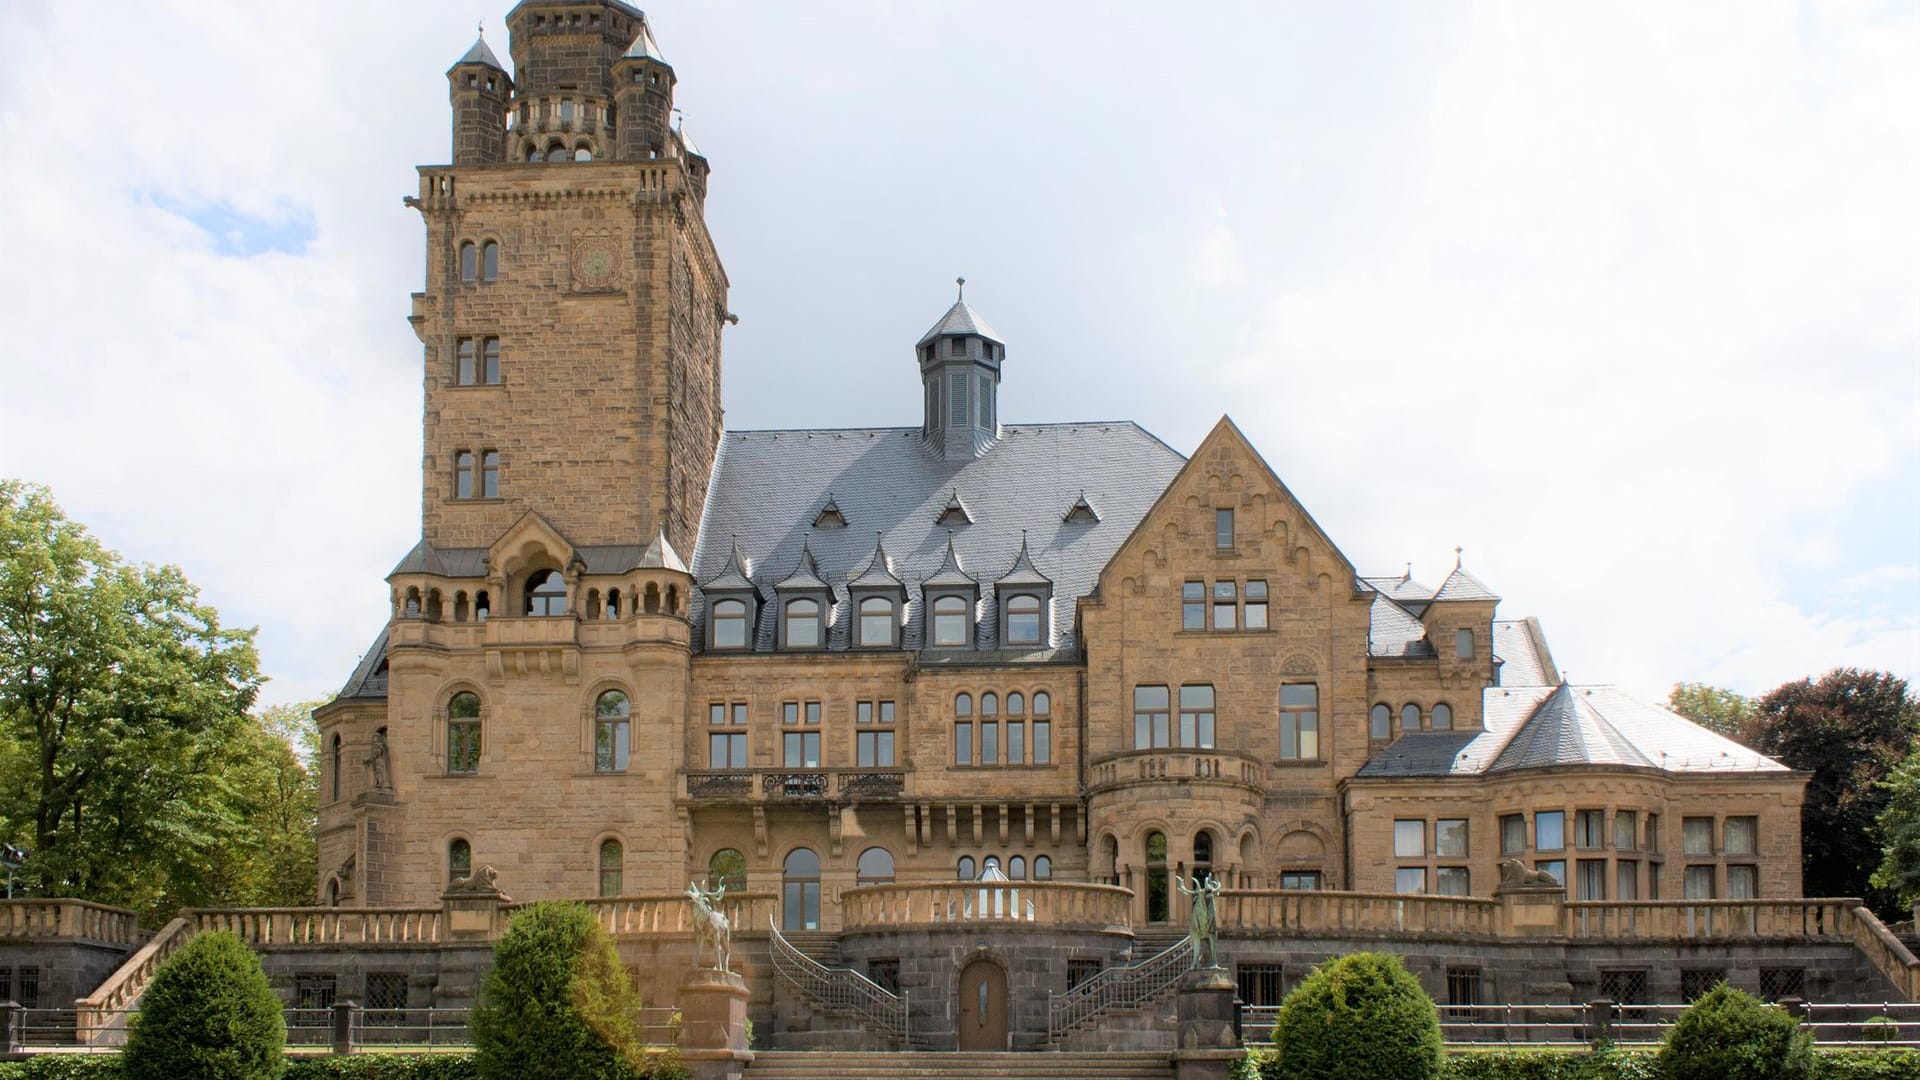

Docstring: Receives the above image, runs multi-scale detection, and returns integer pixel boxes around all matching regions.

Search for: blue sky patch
[147,191,315,256]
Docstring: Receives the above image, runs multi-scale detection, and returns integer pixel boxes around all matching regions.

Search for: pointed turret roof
[775,537,829,591]
[923,533,977,588]
[997,533,1052,588]
[1491,682,1652,773]
[848,534,904,590]
[700,538,757,593]
[916,301,1002,346]
[623,23,667,62]
[1433,562,1500,602]
[636,528,688,573]
[454,34,505,71]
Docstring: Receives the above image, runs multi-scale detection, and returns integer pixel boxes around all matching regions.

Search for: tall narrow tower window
[481,241,499,281]
[948,371,968,426]
[978,374,993,429]
[460,242,478,282]
[480,451,499,497]
[483,338,501,384]
[454,451,474,498]
[457,338,477,385]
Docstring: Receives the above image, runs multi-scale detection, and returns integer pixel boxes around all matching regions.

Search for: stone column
[678,968,752,1080]
[441,864,511,941]
[1171,966,1239,1080]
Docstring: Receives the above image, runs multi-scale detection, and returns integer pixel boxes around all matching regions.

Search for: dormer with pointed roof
[848,533,907,648]
[812,495,847,529]
[996,533,1055,648]
[699,539,759,650]
[922,533,979,649]
[917,280,1007,462]
[936,490,973,526]
[773,538,830,650]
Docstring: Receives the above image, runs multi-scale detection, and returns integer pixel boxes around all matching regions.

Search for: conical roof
[923,533,977,588]
[848,534,904,589]
[775,538,829,591]
[997,534,1052,587]
[917,301,1002,346]
[623,23,667,61]
[453,34,505,71]
[1491,682,1652,773]
[700,538,757,593]
[637,528,687,573]
[1433,564,1500,602]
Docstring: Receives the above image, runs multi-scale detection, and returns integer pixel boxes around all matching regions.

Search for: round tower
[612,24,676,161]
[447,33,512,166]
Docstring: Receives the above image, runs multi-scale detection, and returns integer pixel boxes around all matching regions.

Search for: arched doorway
[1193,830,1215,886]
[782,848,820,931]
[956,958,1009,1051]
[1145,831,1170,924]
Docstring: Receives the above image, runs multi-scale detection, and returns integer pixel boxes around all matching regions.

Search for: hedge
[121,930,285,1080]
[1232,1049,1920,1080]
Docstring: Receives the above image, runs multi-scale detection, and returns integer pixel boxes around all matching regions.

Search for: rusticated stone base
[679,967,752,1080]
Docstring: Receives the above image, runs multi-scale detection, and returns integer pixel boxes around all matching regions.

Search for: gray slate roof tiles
[1492,617,1559,686]
[916,301,1003,346]
[454,35,506,70]
[336,627,391,700]
[1433,564,1500,602]
[1366,593,1433,658]
[689,422,1185,652]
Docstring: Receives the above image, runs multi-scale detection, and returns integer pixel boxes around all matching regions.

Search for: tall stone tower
[409,0,726,555]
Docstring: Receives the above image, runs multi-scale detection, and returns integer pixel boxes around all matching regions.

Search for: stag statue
[686,880,732,974]
[1177,874,1223,968]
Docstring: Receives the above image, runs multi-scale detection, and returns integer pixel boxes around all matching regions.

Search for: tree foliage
[1870,743,1920,910]
[1667,683,1755,743]
[1270,951,1442,1080]
[471,900,655,1080]
[1743,668,1919,914]
[0,479,281,920]
[1657,982,1810,1080]
[123,930,286,1080]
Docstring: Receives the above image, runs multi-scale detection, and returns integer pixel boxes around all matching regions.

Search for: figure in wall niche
[1178,875,1223,968]
[364,729,392,792]
[687,880,732,974]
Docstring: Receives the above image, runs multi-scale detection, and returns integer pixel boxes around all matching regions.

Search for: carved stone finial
[956,276,966,301]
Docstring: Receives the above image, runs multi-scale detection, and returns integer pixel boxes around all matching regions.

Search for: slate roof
[454,35,506,71]
[1492,617,1558,686]
[623,24,666,61]
[689,422,1186,652]
[336,627,391,700]
[1365,592,1434,658]
[1433,564,1500,602]
[389,539,689,578]
[916,301,1002,346]
[1354,684,1792,778]
[1362,573,1435,605]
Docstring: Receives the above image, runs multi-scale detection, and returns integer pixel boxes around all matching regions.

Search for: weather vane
[956,276,966,301]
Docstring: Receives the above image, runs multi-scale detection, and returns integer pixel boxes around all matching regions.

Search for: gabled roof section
[637,528,688,573]
[813,495,847,529]
[775,538,829,591]
[916,301,1002,346]
[701,538,758,594]
[997,533,1052,588]
[1367,593,1433,658]
[453,34,506,71]
[847,534,904,590]
[335,627,391,700]
[1491,682,1652,773]
[935,490,972,526]
[1433,560,1500,602]
[1362,571,1435,605]
[487,510,582,575]
[923,533,977,588]
[1063,491,1100,524]
[1493,617,1558,686]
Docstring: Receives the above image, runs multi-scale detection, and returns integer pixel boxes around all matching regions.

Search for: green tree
[0,480,263,919]
[1270,951,1441,1080]
[1871,744,1920,909]
[471,901,652,1080]
[1744,668,1919,915]
[1667,683,1755,742]
[123,929,286,1080]
[1657,982,1810,1080]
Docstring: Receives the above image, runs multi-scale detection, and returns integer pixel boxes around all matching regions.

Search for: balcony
[841,881,1131,931]
[1087,748,1267,794]
[680,769,906,805]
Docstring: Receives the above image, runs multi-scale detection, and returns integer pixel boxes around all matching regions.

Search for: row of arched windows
[953,690,1054,766]
[523,139,595,163]
[458,241,499,283]
[441,688,633,775]
[399,577,681,623]
[1370,701,1456,739]
[711,591,1049,652]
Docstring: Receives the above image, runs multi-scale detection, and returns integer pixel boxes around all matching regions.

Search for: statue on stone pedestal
[1177,874,1223,968]
[686,881,732,974]
[364,729,392,792]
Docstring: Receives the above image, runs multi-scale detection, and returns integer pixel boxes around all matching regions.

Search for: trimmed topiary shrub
[122,930,286,1080]
[1657,982,1811,1080]
[469,900,653,1080]
[1270,951,1443,1080]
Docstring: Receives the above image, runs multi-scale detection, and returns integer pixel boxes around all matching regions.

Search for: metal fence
[1241,1000,1920,1048]
[2,1003,682,1053]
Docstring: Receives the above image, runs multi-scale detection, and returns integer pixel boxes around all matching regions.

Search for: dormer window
[931,595,970,647]
[1004,594,1043,645]
[711,599,748,649]
[949,337,967,357]
[858,597,896,648]
[782,598,823,649]
[813,497,847,529]
[525,570,567,616]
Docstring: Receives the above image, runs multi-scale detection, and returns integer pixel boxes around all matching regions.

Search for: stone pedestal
[1495,884,1566,938]
[678,968,752,1080]
[441,864,511,941]
[1172,966,1239,1080]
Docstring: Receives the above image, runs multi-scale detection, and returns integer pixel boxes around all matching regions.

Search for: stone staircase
[781,931,843,966]
[1129,927,1189,958]
[745,1051,1174,1079]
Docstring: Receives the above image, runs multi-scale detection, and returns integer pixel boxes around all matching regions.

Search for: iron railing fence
[1047,933,1196,1042]
[1241,1000,1920,1048]
[767,924,909,1045]
[1,1003,680,1053]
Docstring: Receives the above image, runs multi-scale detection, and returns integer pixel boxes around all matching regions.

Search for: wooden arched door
[956,958,1009,1051]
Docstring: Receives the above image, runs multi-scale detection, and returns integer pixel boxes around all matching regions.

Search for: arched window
[447,692,482,774]
[527,145,544,163]
[595,690,631,773]
[782,848,821,931]
[404,586,422,617]
[1370,704,1392,740]
[586,589,603,620]
[598,839,623,897]
[644,583,660,614]
[1432,703,1453,730]
[326,878,340,906]
[983,856,1002,878]
[475,591,490,621]
[329,733,342,801]
[574,146,593,162]
[857,847,895,886]
[1033,691,1052,764]
[1035,855,1052,881]
[1400,704,1422,732]
[711,599,747,649]
[1146,831,1170,923]
[932,595,969,647]
[459,241,478,282]
[783,598,821,649]
[546,141,568,162]
[958,856,976,880]
[1009,855,1026,880]
[526,570,567,616]
[1005,594,1043,644]
[454,591,470,622]
[1194,831,1215,886]
[481,241,499,282]
[979,692,999,764]
[858,596,894,647]
[1005,692,1026,765]
[708,848,747,892]
[1455,629,1474,660]
[426,589,443,621]
[448,838,472,883]
[1102,835,1120,885]
[605,588,621,619]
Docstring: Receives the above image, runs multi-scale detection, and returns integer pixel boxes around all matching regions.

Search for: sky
[0,0,1914,710]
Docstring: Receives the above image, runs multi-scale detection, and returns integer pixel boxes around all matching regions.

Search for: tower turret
[917,280,1005,461]
[612,25,675,161]
[448,33,512,165]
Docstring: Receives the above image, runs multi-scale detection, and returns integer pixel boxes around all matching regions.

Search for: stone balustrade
[1563,898,1856,941]
[75,916,191,1044]
[841,881,1132,931]
[1218,889,1501,938]
[1087,749,1266,793]
[681,768,907,803]
[192,906,445,945]
[0,899,143,945]
[580,892,777,937]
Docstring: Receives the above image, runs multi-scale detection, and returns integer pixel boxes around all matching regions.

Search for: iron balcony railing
[1047,933,1196,1041]
[767,924,908,1044]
